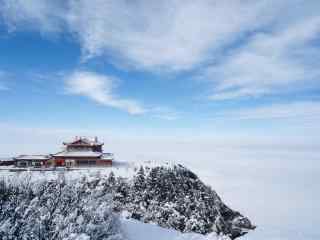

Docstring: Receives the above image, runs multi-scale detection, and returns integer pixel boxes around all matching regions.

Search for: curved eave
[63,143,104,146]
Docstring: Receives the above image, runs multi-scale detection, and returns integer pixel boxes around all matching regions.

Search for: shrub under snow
[0,176,124,240]
[0,165,255,239]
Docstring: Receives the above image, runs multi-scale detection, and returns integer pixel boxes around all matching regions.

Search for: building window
[18,162,27,167]
[32,161,41,167]
[77,160,88,166]
[88,160,96,165]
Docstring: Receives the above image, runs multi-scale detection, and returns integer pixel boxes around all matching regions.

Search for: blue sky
[1,3,320,240]
[0,0,320,149]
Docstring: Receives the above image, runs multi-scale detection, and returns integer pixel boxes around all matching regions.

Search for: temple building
[51,137,113,167]
[14,155,51,168]
[14,137,113,168]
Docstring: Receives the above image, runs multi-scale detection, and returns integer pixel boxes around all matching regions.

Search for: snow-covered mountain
[113,165,255,239]
[0,164,255,239]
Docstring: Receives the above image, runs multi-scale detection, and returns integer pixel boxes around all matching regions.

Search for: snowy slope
[121,218,230,240]
[0,159,173,183]
[0,161,255,239]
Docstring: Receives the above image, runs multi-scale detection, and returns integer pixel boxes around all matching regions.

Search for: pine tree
[133,166,146,192]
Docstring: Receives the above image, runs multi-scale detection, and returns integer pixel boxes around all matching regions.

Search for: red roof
[53,150,103,158]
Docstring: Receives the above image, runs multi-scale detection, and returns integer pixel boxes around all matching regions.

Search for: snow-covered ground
[111,145,319,240]
[1,144,319,240]
[121,217,229,240]
[0,160,173,183]
[0,163,236,240]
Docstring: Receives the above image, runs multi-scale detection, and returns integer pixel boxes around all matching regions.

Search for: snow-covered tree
[0,177,124,240]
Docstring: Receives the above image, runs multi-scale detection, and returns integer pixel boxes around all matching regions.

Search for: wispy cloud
[203,15,320,100]
[213,101,320,121]
[65,71,146,115]
[65,0,273,71]
[0,0,278,71]
[64,71,181,119]
[0,0,66,33]
[1,0,319,101]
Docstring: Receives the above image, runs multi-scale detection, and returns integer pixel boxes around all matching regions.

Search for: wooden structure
[0,158,15,166]
[13,137,113,168]
[14,155,51,168]
[51,137,113,167]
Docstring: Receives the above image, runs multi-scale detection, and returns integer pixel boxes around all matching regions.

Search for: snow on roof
[53,151,103,158]
[102,153,114,160]
[64,137,104,146]
[0,157,14,162]
[14,155,50,161]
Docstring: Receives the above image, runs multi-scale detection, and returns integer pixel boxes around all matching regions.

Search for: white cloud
[1,0,319,99]
[0,0,278,71]
[213,101,320,121]
[65,71,145,115]
[204,15,320,100]
[64,71,180,119]
[0,0,65,33]
[66,0,274,71]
